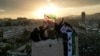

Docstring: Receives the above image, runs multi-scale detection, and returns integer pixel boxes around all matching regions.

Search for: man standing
[60,22,73,56]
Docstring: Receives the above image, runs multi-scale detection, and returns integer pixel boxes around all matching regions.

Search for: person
[39,25,49,40]
[30,28,40,42]
[61,22,77,56]
[55,18,64,37]
[60,22,73,56]
[60,22,73,33]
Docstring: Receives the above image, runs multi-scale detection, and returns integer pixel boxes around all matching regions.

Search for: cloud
[0,9,5,12]
[0,0,100,10]
[0,0,100,17]
[52,0,100,8]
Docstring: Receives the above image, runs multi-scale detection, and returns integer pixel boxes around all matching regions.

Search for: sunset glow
[0,0,100,18]
[33,4,59,19]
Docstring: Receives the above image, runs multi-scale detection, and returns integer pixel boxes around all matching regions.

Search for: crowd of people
[30,18,64,42]
[30,18,75,40]
[30,18,77,56]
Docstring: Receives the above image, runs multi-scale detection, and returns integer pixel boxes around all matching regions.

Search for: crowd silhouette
[30,18,77,56]
[30,18,67,42]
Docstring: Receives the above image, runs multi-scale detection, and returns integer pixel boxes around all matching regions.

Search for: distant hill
[63,13,100,19]
[87,13,100,19]
[63,15,80,19]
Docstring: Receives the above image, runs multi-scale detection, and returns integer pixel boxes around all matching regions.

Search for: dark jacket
[30,28,40,42]
[55,18,64,34]
[39,26,48,40]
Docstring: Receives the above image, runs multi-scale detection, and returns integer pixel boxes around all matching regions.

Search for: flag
[67,32,77,56]
[43,13,56,25]
[44,14,56,20]
[47,14,56,19]
[67,32,72,56]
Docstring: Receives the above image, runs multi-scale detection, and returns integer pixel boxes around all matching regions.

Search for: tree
[25,44,31,54]
[2,38,7,42]
[0,29,3,37]
[5,21,11,26]
[1,44,11,55]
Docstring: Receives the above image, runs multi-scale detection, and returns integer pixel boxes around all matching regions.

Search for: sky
[0,0,100,19]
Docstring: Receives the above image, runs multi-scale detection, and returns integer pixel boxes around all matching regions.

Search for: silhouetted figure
[30,28,40,42]
[61,22,73,40]
[39,25,49,40]
[60,22,73,56]
[60,22,68,56]
[65,22,77,36]
[55,18,64,37]
[61,22,77,56]
[65,22,77,56]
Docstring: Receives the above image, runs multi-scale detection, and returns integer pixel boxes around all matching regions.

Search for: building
[81,12,86,23]
[79,12,86,27]
[3,26,25,39]
[0,27,3,38]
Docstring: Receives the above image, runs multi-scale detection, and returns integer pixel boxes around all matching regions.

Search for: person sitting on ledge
[39,25,49,40]
[30,28,40,42]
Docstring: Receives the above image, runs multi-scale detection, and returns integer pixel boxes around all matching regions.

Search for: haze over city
[0,0,100,18]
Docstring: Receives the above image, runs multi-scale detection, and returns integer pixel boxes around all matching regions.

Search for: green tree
[2,38,7,42]
[25,44,31,54]
[5,21,11,26]
[0,30,3,37]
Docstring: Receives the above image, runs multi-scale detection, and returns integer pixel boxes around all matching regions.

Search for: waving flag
[44,14,56,19]
[47,14,56,19]
[44,13,56,24]
[67,32,77,56]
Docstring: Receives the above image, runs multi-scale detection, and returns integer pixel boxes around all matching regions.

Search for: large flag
[44,14,56,23]
[67,32,77,56]
[44,14,56,19]
[46,14,56,20]
[67,32,73,56]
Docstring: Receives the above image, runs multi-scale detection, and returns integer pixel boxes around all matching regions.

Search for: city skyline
[0,0,100,19]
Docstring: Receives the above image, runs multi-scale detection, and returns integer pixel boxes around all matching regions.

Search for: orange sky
[0,0,100,19]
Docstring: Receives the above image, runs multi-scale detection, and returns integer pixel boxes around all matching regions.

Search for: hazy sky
[0,0,100,18]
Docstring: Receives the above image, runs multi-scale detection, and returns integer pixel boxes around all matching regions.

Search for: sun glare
[33,4,59,19]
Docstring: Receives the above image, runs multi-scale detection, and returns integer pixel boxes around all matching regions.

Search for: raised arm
[59,18,64,26]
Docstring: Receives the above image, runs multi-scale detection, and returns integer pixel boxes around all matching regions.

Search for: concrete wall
[32,37,79,56]
[32,39,64,56]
